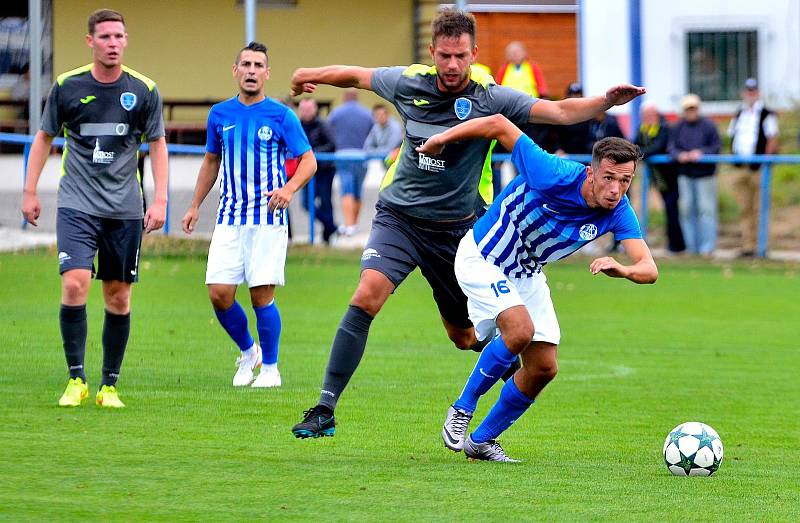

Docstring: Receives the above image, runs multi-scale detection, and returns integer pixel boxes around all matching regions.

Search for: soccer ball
[663,422,724,476]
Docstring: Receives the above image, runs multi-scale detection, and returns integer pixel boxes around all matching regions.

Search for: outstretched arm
[416,114,523,156]
[291,66,375,96]
[589,238,658,284]
[529,84,646,125]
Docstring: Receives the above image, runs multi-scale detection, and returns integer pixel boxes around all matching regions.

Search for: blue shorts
[56,208,143,282]
[336,159,367,199]
[361,201,475,329]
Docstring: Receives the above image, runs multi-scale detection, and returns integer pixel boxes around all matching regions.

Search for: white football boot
[251,365,281,388]
[233,344,262,386]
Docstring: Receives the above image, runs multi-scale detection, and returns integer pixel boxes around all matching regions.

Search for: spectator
[636,102,685,253]
[364,103,403,158]
[554,82,624,155]
[327,88,373,237]
[496,41,549,98]
[298,98,338,244]
[668,94,721,256]
[554,82,593,155]
[727,78,779,257]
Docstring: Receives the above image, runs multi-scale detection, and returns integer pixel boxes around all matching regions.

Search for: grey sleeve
[142,85,165,141]
[490,84,537,126]
[40,82,61,136]
[371,66,405,103]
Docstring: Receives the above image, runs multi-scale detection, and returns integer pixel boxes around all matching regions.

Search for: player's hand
[290,69,317,96]
[267,186,294,212]
[144,199,167,234]
[604,84,646,106]
[182,207,199,235]
[21,191,41,227]
[590,256,628,278]
[416,135,445,156]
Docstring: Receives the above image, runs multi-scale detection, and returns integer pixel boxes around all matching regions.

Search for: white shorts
[454,233,561,345]
[205,224,288,287]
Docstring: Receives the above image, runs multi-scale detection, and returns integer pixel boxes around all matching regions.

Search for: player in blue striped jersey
[418,114,658,461]
[182,42,316,388]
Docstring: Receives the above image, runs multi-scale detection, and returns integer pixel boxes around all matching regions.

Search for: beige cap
[681,93,701,110]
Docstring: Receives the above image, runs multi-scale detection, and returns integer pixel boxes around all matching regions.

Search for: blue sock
[254,300,281,365]
[471,377,535,444]
[214,301,254,351]
[453,335,517,413]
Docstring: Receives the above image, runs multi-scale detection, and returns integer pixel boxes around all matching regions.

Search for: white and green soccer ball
[663,422,724,476]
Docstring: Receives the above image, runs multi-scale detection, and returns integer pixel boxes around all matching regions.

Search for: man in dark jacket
[298,98,338,244]
[668,94,721,255]
[637,103,684,253]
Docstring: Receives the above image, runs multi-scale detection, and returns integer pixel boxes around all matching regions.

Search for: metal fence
[4,132,798,258]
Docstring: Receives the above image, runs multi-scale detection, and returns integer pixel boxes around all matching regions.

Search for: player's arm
[144,137,169,234]
[589,238,658,284]
[21,130,56,227]
[529,84,646,125]
[266,150,317,212]
[291,66,375,96]
[181,152,221,234]
[416,114,523,156]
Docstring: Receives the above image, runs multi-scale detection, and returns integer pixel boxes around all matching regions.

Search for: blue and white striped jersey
[473,134,642,278]
[206,96,310,226]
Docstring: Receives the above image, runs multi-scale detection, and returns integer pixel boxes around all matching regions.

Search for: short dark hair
[372,103,387,111]
[431,9,476,45]
[88,9,125,34]
[591,137,641,170]
[236,41,269,65]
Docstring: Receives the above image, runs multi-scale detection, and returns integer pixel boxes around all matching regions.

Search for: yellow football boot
[58,377,89,407]
[95,385,125,408]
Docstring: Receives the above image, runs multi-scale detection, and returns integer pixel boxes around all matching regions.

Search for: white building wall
[582,0,800,115]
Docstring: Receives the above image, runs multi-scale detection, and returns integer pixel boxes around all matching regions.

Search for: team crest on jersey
[579,223,598,241]
[120,92,137,111]
[454,97,472,120]
[257,125,273,141]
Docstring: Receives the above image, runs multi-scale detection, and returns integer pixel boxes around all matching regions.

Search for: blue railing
[4,131,797,257]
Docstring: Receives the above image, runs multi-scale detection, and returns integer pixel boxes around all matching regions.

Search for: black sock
[501,355,522,382]
[319,305,374,411]
[101,310,130,387]
[469,336,492,353]
[60,304,87,381]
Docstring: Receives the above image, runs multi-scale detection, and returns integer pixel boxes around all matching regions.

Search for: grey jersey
[371,65,535,221]
[42,64,165,219]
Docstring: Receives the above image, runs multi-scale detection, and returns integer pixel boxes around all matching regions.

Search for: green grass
[1,247,799,521]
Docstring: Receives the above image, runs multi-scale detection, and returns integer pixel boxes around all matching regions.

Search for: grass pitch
[1,245,798,521]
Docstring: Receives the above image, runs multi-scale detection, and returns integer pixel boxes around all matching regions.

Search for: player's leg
[245,224,286,388]
[55,209,101,406]
[250,285,280,387]
[93,216,142,408]
[292,203,417,438]
[205,225,259,385]
[465,271,561,462]
[440,234,528,450]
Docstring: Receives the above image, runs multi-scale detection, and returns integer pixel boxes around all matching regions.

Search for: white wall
[582,0,800,115]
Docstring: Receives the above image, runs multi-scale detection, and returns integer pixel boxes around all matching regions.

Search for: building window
[686,30,757,102]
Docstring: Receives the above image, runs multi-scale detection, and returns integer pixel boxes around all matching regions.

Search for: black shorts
[361,201,475,329]
[56,208,143,282]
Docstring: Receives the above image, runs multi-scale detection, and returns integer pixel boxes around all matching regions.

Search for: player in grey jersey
[21,9,168,408]
[290,8,644,439]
